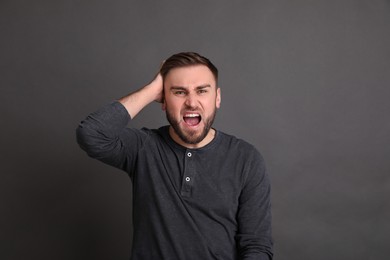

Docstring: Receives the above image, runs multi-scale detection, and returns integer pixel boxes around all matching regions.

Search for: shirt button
[185,177,191,182]
[187,152,192,157]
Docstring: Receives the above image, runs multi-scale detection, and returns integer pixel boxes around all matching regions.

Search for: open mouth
[183,113,201,126]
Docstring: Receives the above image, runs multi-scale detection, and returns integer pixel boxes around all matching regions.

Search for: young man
[76,52,273,259]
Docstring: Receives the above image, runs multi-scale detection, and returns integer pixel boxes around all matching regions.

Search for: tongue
[184,117,200,126]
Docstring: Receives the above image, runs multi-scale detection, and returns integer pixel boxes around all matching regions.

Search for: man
[76,52,273,259]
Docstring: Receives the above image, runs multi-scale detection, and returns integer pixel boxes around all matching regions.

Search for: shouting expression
[163,65,221,148]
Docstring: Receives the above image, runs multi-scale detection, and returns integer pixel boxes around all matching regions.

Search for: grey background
[1,0,389,259]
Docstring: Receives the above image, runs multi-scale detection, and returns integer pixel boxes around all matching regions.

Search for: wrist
[145,74,163,102]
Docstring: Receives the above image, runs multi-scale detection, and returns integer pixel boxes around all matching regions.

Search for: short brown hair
[160,52,218,83]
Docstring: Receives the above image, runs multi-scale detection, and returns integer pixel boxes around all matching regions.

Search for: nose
[184,94,197,108]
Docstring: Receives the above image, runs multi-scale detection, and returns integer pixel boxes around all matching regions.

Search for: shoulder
[125,125,167,136]
[126,125,170,146]
[215,130,266,170]
[217,130,262,157]
[216,130,267,184]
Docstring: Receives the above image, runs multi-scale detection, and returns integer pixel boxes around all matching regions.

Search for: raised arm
[76,70,164,172]
[119,72,164,118]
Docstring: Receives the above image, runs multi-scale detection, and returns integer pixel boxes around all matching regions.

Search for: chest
[135,146,246,216]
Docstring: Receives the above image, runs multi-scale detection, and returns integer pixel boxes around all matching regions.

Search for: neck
[168,126,215,149]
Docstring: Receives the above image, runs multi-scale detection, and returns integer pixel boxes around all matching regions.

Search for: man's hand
[119,66,165,119]
[147,72,164,103]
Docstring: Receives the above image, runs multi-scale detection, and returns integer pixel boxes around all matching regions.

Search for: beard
[166,107,217,145]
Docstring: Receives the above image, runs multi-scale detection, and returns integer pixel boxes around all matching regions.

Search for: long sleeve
[76,101,146,173]
[76,102,274,259]
[236,151,273,260]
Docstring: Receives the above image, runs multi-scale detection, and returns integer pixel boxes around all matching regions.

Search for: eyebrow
[170,84,211,90]
[196,84,211,90]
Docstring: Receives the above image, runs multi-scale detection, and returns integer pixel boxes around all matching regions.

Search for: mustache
[182,105,200,112]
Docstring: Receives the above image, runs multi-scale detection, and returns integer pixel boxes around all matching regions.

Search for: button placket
[181,150,195,196]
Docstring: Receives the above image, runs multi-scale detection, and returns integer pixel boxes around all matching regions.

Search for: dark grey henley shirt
[76,101,273,260]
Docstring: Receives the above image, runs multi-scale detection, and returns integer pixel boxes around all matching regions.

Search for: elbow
[75,123,123,161]
[75,123,92,153]
[75,122,104,156]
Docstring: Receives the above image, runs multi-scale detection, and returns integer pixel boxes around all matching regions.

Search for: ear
[216,87,221,108]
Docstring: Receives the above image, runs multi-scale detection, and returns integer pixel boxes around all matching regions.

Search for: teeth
[185,114,199,117]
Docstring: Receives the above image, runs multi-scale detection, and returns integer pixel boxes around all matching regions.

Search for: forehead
[164,65,216,87]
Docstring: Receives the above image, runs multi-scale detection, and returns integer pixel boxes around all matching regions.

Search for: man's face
[162,65,221,147]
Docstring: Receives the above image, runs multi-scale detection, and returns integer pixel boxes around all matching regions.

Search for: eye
[197,89,208,94]
[174,90,186,96]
